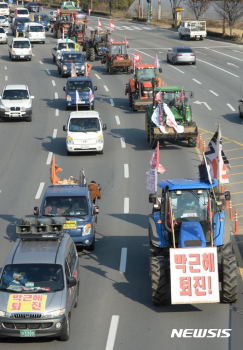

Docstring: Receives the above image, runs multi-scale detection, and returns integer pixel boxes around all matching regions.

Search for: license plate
[63,221,77,229]
[20,330,35,337]
[78,101,85,104]
[81,145,89,149]
[12,114,19,117]
[20,55,24,58]
[182,213,198,217]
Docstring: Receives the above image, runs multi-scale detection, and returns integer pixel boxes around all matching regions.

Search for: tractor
[148,177,237,305]
[145,86,198,148]
[83,29,110,62]
[52,9,77,39]
[101,41,132,75]
[70,18,89,44]
[125,64,163,111]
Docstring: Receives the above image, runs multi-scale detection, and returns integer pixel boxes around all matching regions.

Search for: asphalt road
[0,8,243,350]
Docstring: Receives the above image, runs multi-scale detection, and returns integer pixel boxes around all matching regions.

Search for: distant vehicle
[0,26,7,44]
[0,2,9,16]
[56,50,86,77]
[11,17,31,37]
[14,8,30,18]
[178,20,207,41]
[51,38,76,63]
[76,10,86,19]
[0,84,34,122]
[167,47,196,65]
[24,22,45,44]
[0,15,8,27]
[8,37,33,61]
[48,10,57,23]
[33,14,50,31]
[238,99,243,118]
[24,2,40,12]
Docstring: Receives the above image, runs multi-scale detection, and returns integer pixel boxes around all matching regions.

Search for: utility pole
[158,0,161,20]
[109,0,112,15]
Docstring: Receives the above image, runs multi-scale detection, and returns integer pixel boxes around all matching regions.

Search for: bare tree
[185,0,212,20]
[214,0,243,37]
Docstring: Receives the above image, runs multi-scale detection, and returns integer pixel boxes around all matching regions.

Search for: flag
[167,197,178,227]
[75,11,78,19]
[199,154,213,185]
[176,87,185,103]
[109,20,115,31]
[89,9,91,15]
[57,8,60,16]
[163,103,184,133]
[71,62,77,77]
[132,53,141,69]
[146,168,157,193]
[71,13,74,21]
[98,19,102,28]
[125,37,129,46]
[76,90,81,104]
[109,37,114,44]
[154,54,160,68]
[150,141,166,174]
[155,91,162,103]
[89,88,94,102]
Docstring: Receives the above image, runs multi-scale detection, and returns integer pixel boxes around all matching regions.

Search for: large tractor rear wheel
[129,90,133,107]
[90,47,95,62]
[109,63,113,75]
[106,61,109,72]
[222,254,238,303]
[150,256,167,305]
[132,94,137,112]
[127,66,131,74]
[57,29,61,39]
[188,137,197,147]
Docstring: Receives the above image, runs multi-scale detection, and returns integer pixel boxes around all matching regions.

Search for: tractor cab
[60,15,71,23]
[110,43,127,55]
[134,65,157,98]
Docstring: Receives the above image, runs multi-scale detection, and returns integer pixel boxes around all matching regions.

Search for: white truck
[178,21,206,41]
[51,38,76,63]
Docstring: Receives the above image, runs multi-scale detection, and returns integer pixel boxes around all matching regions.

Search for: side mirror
[93,205,99,215]
[63,86,66,91]
[94,86,97,91]
[63,125,67,131]
[102,124,107,131]
[67,277,77,287]
[33,206,39,216]
[225,191,231,201]
[149,194,157,204]
[159,67,162,73]
[190,92,194,98]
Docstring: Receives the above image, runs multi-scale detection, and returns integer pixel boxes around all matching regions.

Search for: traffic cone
[229,199,233,221]
[235,211,239,234]
[225,187,229,209]
[203,139,206,153]
[199,132,202,149]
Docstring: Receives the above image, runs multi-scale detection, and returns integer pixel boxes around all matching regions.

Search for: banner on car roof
[7,294,47,312]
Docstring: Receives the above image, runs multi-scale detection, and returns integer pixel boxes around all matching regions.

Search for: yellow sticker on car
[63,221,77,229]
[7,294,47,313]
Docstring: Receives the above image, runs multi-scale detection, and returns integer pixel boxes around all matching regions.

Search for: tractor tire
[109,63,113,75]
[106,61,109,72]
[150,256,167,305]
[57,30,61,39]
[188,137,197,147]
[86,45,90,59]
[127,66,131,74]
[221,254,238,303]
[150,128,156,149]
[166,55,169,63]
[90,48,95,62]
[222,241,232,255]
[129,91,133,107]
[132,94,137,112]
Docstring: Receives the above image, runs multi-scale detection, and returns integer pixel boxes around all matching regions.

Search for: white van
[24,22,45,43]
[63,111,107,155]
[9,38,33,61]
[0,2,9,16]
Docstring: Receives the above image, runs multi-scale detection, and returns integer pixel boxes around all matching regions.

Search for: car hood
[0,99,31,108]
[0,290,64,314]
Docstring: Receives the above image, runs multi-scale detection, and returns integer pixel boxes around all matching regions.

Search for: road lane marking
[121,137,126,148]
[228,156,243,160]
[209,90,219,96]
[232,202,243,207]
[46,152,53,165]
[52,80,56,87]
[124,198,129,213]
[35,182,45,199]
[195,51,207,55]
[55,92,58,99]
[55,109,59,117]
[39,61,43,65]
[4,66,7,69]
[110,98,114,106]
[224,148,243,152]
[119,248,127,273]
[210,48,243,62]
[115,115,120,125]
[105,316,119,350]
[46,69,51,75]
[104,85,109,91]
[199,127,243,147]
[52,129,57,139]
[5,76,7,81]
[227,104,236,111]
[229,181,243,185]
[231,164,243,167]
[229,172,243,176]
[232,191,243,194]
[95,73,101,79]
[124,164,129,178]
[193,79,202,84]
[197,59,239,78]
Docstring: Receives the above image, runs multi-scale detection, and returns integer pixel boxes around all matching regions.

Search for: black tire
[127,66,131,74]
[106,61,109,72]
[188,137,197,147]
[239,108,243,118]
[192,61,196,65]
[222,254,238,303]
[59,316,70,341]
[222,241,232,255]
[26,114,32,122]
[132,94,137,112]
[166,55,169,63]
[150,256,167,305]
[90,47,95,62]
[67,150,72,156]
[57,29,61,39]
[129,91,133,107]
[53,55,55,62]
[172,57,176,65]
[145,111,150,142]
[29,56,32,61]
[109,63,113,75]
[74,285,79,308]
[99,149,104,154]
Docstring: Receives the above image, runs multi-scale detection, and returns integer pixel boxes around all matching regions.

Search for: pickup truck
[51,38,75,63]
[11,17,31,36]
[178,20,206,41]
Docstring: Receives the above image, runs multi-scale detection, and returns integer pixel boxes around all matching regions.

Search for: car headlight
[81,65,85,70]
[67,95,72,101]
[82,223,91,236]
[21,107,26,111]
[0,310,11,317]
[63,65,67,70]
[43,308,65,318]
[67,136,74,144]
[5,107,10,111]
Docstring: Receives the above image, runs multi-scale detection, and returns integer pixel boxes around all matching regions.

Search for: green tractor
[145,86,198,148]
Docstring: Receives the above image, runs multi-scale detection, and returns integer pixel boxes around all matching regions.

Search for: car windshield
[29,25,44,32]
[0,264,64,293]
[58,42,75,50]
[68,81,92,91]
[136,68,155,80]
[0,15,7,19]
[75,25,84,31]
[3,89,29,99]
[110,44,126,55]
[161,91,182,106]
[60,15,70,22]
[0,28,4,33]
[43,196,89,216]
[69,117,100,132]
[0,4,8,8]
[18,10,28,15]
[13,41,30,48]
[16,18,30,24]
[63,54,84,62]
[35,15,48,21]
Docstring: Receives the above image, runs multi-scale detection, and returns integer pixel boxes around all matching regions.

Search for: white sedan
[0,27,7,44]
[0,15,8,27]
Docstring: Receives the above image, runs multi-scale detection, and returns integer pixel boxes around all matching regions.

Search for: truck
[11,17,31,36]
[32,156,99,250]
[178,20,206,41]
[51,38,76,63]
[125,64,163,111]
[83,29,110,62]
[145,86,198,148]
[52,9,77,39]
[101,40,132,75]
[148,176,237,305]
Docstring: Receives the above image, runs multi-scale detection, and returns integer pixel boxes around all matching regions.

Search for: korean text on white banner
[170,247,219,304]
[146,169,157,193]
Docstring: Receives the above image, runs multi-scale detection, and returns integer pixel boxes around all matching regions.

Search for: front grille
[14,313,41,319]
[3,323,14,329]
[29,323,40,329]
[10,107,20,111]
[15,323,27,329]
[3,322,53,330]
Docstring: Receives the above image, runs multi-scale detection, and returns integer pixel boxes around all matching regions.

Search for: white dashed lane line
[115,115,120,125]
[35,182,45,200]
[55,109,59,117]
[46,152,53,165]
[5,76,7,81]
[52,80,56,86]
[4,66,7,70]
[124,164,129,178]
[124,198,129,213]
[120,137,126,148]
[104,85,109,92]
[46,69,51,75]
[52,129,57,139]
[95,74,101,79]
[119,248,127,273]
[105,316,120,350]
[193,78,202,85]
[110,98,114,106]
[209,90,219,96]
[55,92,58,99]
[227,104,236,111]
[39,61,43,65]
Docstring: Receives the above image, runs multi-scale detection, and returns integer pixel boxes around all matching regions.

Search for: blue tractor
[148,178,238,305]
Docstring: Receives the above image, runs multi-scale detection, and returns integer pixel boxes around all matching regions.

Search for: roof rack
[16,221,65,241]
[51,155,86,185]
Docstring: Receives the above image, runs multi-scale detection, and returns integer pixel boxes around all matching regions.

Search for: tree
[185,0,211,20]
[214,0,243,37]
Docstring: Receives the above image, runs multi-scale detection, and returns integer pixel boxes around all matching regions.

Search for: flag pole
[169,197,176,248]
[217,123,221,186]
[98,17,99,35]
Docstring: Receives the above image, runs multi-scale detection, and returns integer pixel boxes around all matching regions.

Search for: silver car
[167,46,196,65]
